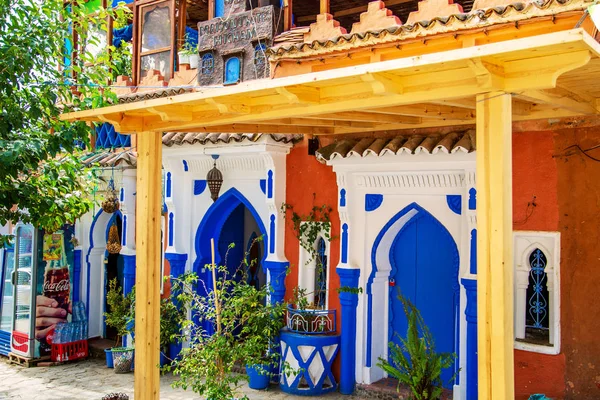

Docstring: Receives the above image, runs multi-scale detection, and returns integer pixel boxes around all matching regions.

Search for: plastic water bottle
[82,321,88,340]
[54,323,64,344]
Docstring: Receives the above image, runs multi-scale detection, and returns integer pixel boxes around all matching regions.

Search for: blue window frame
[526,248,550,342]
[201,53,214,75]
[254,43,267,68]
[95,122,131,149]
[224,56,241,85]
[315,237,328,308]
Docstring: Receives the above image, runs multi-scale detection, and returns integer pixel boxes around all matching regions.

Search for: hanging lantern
[206,157,223,202]
[106,221,122,254]
[101,178,120,213]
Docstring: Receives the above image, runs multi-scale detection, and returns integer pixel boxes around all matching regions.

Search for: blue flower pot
[160,351,169,367]
[246,364,271,390]
[105,348,114,368]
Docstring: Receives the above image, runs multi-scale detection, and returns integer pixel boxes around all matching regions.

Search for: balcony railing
[286,305,336,335]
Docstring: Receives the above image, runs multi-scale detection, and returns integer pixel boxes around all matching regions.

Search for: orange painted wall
[284,137,342,377]
[282,126,600,398]
[512,130,564,399]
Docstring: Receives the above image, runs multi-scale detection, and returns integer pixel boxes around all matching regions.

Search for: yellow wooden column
[134,131,163,400]
[476,91,515,400]
[320,0,329,14]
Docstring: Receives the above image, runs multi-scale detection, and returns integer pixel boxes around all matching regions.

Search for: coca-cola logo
[43,279,70,292]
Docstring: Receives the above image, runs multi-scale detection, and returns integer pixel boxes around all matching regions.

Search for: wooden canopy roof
[63,29,600,135]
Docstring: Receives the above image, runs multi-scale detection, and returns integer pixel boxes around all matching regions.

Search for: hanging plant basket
[102,178,120,213]
[102,196,120,213]
[107,222,122,254]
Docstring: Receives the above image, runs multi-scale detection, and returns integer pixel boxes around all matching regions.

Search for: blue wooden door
[389,211,458,387]
[218,204,245,280]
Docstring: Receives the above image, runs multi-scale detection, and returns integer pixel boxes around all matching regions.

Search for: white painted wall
[327,152,476,399]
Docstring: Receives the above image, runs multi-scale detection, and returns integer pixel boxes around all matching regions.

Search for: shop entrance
[194,188,268,334]
[104,213,124,342]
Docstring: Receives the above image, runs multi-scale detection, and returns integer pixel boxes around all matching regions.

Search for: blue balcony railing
[286,305,336,335]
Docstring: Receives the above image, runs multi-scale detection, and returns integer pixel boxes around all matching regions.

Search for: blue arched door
[389,210,458,387]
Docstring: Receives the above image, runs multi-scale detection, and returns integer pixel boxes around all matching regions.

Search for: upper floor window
[224,56,241,85]
[134,0,176,84]
[201,53,214,75]
[254,43,266,68]
[514,232,560,354]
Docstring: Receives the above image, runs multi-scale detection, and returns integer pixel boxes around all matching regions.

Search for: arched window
[224,56,241,85]
[514,232,560,354]
[525,249,549,343]
[201,53,214,75]
[297,224,330,310]
[314,237,328,308]
[254,43,266,68]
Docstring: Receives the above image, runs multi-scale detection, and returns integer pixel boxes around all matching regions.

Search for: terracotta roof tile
[269,0,588,59]
[162,132,303,147]
[81,149,137,168]
[315,130,475,162]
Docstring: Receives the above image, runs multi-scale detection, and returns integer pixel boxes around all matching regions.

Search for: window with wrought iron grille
[201,53,214,75]
[514,232,561,354]
[297,224,331,310]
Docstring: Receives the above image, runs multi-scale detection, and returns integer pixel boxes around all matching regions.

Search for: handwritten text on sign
[199,12,270,47]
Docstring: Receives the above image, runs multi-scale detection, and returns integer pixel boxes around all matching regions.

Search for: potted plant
[168,240,287,399]
[103,278,134,369]
[159,290,187,367]
[178,35,198,68]
[236,277,287,390]
[377,295,458,400]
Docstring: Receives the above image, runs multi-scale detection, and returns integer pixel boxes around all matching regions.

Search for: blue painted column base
[264,260,288,305]
[165,253,188,359]
[122,254,136,296]
[462,278,478,400]
[73,249,82,303]
[337,268,360,395]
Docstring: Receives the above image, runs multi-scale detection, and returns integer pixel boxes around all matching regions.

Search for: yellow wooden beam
[368,103,475,120]
[476,91,514,400]
[61,29,598,131]
[134,131,162,400]
[514,88,599,115]
[147,106,194,122]
[294,112,423,124]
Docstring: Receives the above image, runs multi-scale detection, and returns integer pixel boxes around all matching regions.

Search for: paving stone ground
[0,357,357,400]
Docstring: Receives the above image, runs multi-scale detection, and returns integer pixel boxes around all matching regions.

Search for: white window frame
[297,222,331,309]
[513,231,561,355]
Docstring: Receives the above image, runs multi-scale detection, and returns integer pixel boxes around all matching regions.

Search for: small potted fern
[377,295,457,400]
[104,278,134,370]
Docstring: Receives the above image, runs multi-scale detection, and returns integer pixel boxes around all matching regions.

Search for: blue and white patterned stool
[279,330,341,396]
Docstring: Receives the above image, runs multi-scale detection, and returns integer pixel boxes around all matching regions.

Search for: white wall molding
[327,152,476,398]
[513,231,561,355]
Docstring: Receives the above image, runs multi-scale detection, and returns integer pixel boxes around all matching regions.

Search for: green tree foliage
[0,0,128,243]
[377,295,457,400]
[168,240,287,400]
[104,278,134,347]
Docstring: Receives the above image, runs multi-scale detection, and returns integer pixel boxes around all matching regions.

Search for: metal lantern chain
[207,157,223,202]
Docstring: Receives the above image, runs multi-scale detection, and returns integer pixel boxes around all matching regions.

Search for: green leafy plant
[377,295,457,400]
[159,278,189,353]
[0,0,126,242]
[281,196,336,310]
[178,34,197,56]
[169,239,287,400]
[104,278,134,347]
